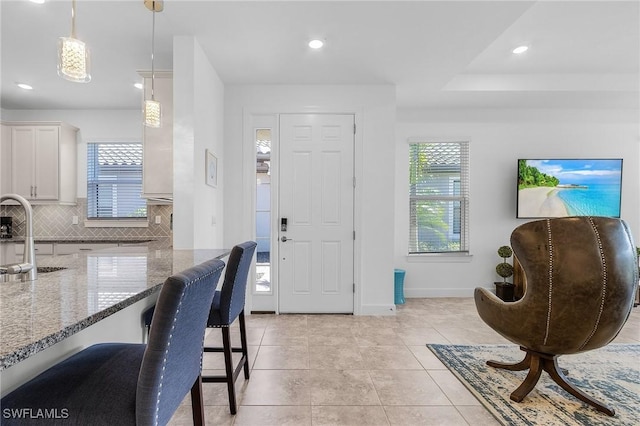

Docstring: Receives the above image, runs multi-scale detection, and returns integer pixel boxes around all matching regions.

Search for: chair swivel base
[487,346,615,416]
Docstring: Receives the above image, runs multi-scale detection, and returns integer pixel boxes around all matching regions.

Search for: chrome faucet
[0,194,37,282]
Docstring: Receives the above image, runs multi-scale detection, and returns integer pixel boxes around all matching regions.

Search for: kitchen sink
[37,266,67,273]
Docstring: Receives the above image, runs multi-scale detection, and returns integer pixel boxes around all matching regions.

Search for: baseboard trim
[404,287,489,298]
[359,304,396,315]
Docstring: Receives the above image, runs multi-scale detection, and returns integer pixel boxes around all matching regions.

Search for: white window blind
[409,141,469,254]
[87,142,147,219]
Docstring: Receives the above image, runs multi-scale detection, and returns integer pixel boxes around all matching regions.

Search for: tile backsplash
[0,198,172,240]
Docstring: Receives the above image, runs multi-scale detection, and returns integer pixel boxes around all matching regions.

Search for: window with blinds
[87,142,147,219]
[409,140,469,254]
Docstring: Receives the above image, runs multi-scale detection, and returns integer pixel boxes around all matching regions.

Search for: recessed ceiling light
[512,45,529,54]
[30,0,46,4]
[134,82,144,90]
[16,83,33,90]
[308,39,324,49]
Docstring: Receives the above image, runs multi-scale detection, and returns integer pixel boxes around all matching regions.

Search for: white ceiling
[1,0,638,111]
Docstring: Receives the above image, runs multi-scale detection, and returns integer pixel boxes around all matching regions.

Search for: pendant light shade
[144,0,163,128]
[144,99,161,128]
[57,0,90,83]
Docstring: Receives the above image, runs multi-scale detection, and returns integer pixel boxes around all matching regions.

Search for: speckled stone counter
[0,242,230,370]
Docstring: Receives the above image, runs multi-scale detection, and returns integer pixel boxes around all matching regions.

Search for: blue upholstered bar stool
[1,258,225,426]
[202,241,257,415]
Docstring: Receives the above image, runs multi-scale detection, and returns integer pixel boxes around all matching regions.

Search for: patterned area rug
[427,344,640,426]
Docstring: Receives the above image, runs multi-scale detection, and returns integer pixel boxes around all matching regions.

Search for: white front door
[278,114,355,313]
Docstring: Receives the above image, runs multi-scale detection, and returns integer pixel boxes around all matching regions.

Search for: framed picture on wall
[206,149,218,187]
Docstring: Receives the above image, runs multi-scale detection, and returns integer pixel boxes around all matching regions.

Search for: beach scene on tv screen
[517,159,622,218]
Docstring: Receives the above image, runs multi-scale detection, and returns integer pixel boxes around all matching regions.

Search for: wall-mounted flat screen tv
[517,159,623,218]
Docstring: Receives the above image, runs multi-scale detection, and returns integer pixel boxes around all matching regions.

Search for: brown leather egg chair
[475,217,638,416]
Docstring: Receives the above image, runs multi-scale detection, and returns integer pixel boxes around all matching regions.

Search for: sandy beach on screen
[518,187,569,217]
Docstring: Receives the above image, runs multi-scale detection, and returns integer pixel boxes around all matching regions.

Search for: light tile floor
[169,298,640,425]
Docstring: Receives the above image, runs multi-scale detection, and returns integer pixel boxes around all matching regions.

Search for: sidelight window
[255,129,272,292]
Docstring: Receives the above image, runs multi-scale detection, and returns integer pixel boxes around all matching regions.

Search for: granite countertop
[0,242,230,370]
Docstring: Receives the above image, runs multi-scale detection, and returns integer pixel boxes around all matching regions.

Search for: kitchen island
[0,239,230,396]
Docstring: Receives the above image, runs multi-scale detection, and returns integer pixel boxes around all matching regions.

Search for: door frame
[243,107,364,314]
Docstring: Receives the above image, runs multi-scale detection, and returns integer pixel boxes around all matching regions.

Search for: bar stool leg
[239,310,250,379]
[221,327,237,415]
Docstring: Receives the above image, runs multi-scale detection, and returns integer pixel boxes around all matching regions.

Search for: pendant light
[144,0,163,128]
[57,0,91,83]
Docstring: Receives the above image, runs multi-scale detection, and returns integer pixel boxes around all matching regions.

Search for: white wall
[0,109,141,197]
[394,108,640,297]
[172,36,225,249]
[224,85,397,314]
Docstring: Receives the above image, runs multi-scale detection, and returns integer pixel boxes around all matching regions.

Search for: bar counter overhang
[0,240,230,396]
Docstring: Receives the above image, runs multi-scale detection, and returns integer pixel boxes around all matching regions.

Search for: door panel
[292,241,312,294]
[279,114,354,313]
[11,127,35,198]
[34,127,59,200]
[321,241,341,294]
[321,152,342,224]
[292,152,312,224]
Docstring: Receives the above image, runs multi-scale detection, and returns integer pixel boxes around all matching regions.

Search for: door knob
[281,236,291,242]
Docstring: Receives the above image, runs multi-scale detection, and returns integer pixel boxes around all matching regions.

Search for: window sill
[84,219,149,228]
[406,253,473,263]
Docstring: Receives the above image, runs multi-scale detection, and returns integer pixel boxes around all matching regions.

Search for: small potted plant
[495,245,515,302]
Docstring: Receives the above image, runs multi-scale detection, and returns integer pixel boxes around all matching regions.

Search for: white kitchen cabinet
[3,122,78,204]
[11,126,57,200]
[0,124,11,194]
[14,242,117,257]
[1,242,17,265]
[140,71,173,202]
[15,242,54,257]
[55,243,117,255]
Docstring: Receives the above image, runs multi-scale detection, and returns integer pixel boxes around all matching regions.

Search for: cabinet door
[33,127,59,200]
[0,242,18,265]
[55,243,118,255]
[0,125,11,194]
[15,243,53,256]
[11,127,36,198]
[9,126,60,201]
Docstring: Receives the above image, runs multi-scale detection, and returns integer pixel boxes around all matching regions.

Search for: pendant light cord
[151,2,156,101]
[71,0,76,38]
